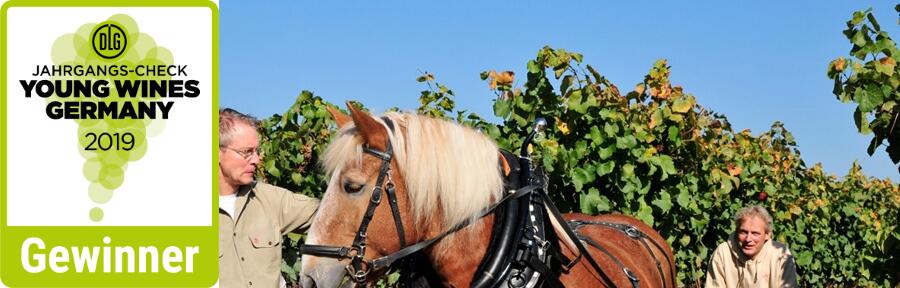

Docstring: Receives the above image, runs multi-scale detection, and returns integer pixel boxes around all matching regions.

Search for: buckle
[345,262,370,284]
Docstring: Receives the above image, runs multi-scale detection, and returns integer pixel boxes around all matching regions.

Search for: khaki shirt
[219,182,320,288]
[705,234,798,288]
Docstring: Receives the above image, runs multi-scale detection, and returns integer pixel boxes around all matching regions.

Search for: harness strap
[570,220,673,288]
[522,255,565,288]
[637,234,666,287]
[346,134,395,282]
[576,235,640,288]
[385,183,407,248]
[537,191,617,287]
[369,184,537,271]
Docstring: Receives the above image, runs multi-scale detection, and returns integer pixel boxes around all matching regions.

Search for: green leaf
[586,65,604,82]
[598,145,616,160]
[667,126,681,143]
[561,75,574,94]
[579,188,611,214]
[854,107,872,134]
[851,11,865,25]
[572,52,584,63]
[622,163,635,178]
[866,12,881,31]
[679,235,691,247]
[852,30,867,46]
[796,251,813,266]
[579,188,600,214]
[652,191,673,213]
[291,172,302,185]
[671,95,695,113]
[266,159,281,178]
[527,60,541,73]
[667,113,684,123]
[571,167,587,191]
[616,135,637,149]
[596,161,615,177]
[554,66,566,78]
[568,90,587,113]
[493,99,512,118]
[575,140,588,156]
[604,122,619,137]
[588,125,604,145]
[796,232,808,244]
[676,187,691,207]
[650,108,664,128]
[636,200,654,226]
[658,155,677,176]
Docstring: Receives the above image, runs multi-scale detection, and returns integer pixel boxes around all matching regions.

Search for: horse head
[300,103,504,287]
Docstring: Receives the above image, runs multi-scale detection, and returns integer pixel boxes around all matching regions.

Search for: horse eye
[343,181,364,194]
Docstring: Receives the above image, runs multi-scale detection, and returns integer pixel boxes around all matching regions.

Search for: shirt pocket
[248,232,281,249]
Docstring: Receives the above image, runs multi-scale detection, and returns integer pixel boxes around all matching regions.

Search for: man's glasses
[222,146,262,160]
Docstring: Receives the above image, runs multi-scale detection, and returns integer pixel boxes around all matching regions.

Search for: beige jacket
[219,182,320,288]
[705,234,798,288]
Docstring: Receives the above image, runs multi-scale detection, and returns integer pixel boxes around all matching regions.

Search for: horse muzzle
[300,256,347,288]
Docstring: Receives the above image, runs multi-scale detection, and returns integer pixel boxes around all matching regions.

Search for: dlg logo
[91,21,127,59]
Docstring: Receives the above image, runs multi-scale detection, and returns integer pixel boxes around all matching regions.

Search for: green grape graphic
[48,14,170,222]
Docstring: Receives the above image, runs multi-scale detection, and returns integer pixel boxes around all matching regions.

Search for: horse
[299,104,676,287]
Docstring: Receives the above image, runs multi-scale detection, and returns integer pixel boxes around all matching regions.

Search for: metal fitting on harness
[625,226,641,239]
[624,267,640,287]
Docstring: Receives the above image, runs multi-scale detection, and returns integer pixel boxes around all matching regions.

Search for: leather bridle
[298,118,407,284]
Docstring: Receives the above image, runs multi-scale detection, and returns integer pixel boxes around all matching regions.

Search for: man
[705,205,798,288]
[218,108,320,287]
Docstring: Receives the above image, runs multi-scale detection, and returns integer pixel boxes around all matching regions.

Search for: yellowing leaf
[727,163,743,177]
[634,83,646,95]
[877,57,896,75]
[487,70,498,90]
[486,70,514,90]
[496,71,515,86]
[834,57,846,72]
[555,117,570,135]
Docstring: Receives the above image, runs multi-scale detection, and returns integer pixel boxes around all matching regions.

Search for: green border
[0,0,219,286]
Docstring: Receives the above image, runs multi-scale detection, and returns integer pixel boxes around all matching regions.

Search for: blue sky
[222,1,899,180]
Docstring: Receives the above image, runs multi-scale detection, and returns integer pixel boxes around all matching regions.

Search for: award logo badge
[1,1,218,286]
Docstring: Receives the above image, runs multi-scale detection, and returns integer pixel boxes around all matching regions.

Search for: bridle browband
[299,117,535,285]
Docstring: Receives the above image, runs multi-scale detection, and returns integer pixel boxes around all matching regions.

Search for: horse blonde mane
[322,112,504,232]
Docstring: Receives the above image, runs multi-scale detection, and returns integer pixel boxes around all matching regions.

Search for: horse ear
[327,106,351,128]
[346,102,389,151]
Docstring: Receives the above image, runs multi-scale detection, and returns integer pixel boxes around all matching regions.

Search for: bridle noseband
[299,118,407,284]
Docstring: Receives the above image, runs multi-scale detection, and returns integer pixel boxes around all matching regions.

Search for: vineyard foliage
[255,11,900,288]
[829,5,900,173]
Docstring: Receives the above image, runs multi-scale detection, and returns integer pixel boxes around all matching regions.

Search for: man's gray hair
[219,108,259,147]
[734,205,773,234]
